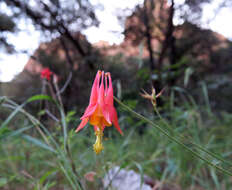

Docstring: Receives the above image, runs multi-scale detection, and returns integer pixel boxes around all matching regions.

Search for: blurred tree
[178,0,212,22]
[0,0,102,111]
[0,12,16,53]
[4,0,99,70]
[123,0,232,87]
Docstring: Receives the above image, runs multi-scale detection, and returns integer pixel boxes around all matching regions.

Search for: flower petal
[112,107,123,135]
[98,71,105,105]
[75,118,89,133]
[102,104,112,125]
[81,104,97,119]
[89,70,101,105]
[105,73,113,106]
[97,72,112,125]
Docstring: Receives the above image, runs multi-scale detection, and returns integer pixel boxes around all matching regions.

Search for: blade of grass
[59,163,78,190]
[2,97,84,190]
[153,106,232,168]
[114,97,232,176]
[0,125,33,140]
[0,102,27,130]
[22,135,56,153]
[27,94,54,103]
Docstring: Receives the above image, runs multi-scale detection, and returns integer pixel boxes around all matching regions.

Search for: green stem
[3,98,84,189]
[153,106,232,168]
[53,81,84,189]
[114,97,232,176]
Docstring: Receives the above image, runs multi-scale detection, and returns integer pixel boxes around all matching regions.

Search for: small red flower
[41,68,53,81]
[75,70,123,154]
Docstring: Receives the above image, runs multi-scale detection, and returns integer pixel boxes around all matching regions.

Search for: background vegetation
[0,0,232,189]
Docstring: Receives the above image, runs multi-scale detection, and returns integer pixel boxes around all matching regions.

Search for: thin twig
[45,109,60,122]
[56,72,72,95]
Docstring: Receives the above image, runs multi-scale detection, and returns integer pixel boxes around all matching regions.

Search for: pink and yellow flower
[75,70,123,154]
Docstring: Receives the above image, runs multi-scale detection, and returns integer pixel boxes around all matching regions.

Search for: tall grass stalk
[1,96,84,190]
[114,96,232,176]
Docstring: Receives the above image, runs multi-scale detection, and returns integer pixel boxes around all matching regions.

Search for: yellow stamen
[93,128,104,154]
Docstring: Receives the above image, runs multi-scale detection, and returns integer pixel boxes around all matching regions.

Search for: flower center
[89,106,111,127]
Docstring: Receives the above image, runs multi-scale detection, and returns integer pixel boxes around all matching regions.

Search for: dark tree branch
[59,37,74,69]
[6,0,95,69]
[38,0,87,57]
[6,0,56,30]
[158,0,176,68]
[143,0,155,71]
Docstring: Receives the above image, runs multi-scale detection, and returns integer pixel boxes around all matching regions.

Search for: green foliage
[1,0,232,188]
[1,85,232,189]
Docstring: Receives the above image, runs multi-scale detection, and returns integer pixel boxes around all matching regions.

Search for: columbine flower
[41,68,53,81]
[75,70,123,154]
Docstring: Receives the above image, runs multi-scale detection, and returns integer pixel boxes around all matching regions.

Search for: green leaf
[210,169,220,189]
[184,67,194,87]
[60,109,67,150]
[38,110,46,116]
[22,135,56,153]
[134,162,144,190]
[0,126,33,140]
[27,95,54,103]
[0,178,7,187]
[43,181,56,190]
[59,164,77,190]
[65,111,76,123]
[0,96,6,105]
[0,102,26,130]
[200,82,212,115]
[39,169,57,185]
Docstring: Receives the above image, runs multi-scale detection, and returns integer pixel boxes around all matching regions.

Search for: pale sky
[0,0,231,82]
